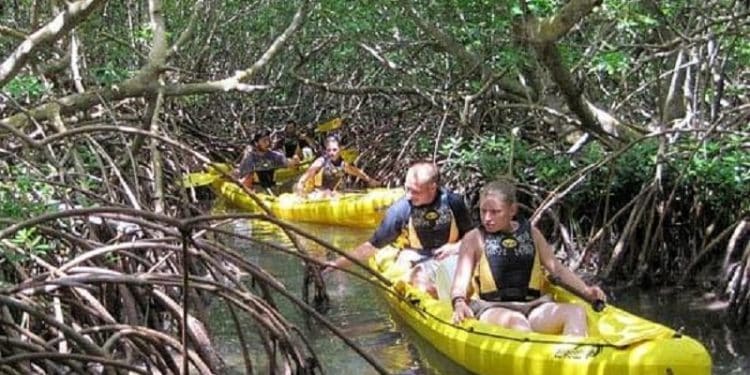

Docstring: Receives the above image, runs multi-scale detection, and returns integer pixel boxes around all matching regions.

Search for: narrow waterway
[211,218,749,374]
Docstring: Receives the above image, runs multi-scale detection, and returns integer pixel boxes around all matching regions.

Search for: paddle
[340,148,359,163]
[548,274,607,312]
[182,171,219,188]
[314,117,343,133]
[181,163,233,188]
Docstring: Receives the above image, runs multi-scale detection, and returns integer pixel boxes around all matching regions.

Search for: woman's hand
[294,182,306,196]
[452,297,474,324]
[585,285,608,302]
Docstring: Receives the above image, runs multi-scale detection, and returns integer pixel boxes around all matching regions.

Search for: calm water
[210,219,750,374]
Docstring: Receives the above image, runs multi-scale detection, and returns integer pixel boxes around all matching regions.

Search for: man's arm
[326,241,379,271]
[238,151,256,189]
[326,199,408,272]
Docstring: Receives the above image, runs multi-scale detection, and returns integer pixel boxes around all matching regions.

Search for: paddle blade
[315,118,343,133]
[182,172,218,188]
[341,148,359,163]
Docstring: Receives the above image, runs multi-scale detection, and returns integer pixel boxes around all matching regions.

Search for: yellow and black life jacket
[472,220,544,302]
[396,190,459,254]
[312,157,346,190]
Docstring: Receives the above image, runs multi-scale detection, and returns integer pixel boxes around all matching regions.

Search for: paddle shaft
[548,274,606,312]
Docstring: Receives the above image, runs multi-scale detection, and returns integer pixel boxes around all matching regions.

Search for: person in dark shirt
[238,129,299,191]
[324,161,474,298]
[275,120,317,159]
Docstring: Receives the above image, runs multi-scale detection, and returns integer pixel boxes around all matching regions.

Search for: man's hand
[321,259,339,275]
[367,178,381,187]
[433,243,458,260]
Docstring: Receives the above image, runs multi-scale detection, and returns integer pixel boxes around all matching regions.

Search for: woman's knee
[562,304,587,323]
[482,310,531,331]
[507,314,532,331]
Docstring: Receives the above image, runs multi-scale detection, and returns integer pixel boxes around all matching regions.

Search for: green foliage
[4,75,45,101]
[92,61,131,86]
[679,136,750,211]
[134,23,154,44]
[510,0,559,17]
[439,133,514,181]
[436,132,748,221]
[0,166,58,263]
[591,50,629,76]
[0,166,57,220]
[8,228,52,261]
[737,39,750,62]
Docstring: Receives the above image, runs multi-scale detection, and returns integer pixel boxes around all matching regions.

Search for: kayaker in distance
[294,136,379,198]
[324,161,474,298]
[450,178,607,336]
[274,120,317,159]
[238,129,300,191]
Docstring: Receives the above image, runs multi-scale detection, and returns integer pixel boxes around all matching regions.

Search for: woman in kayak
[239,129,300,192]
[294,136,379,198]
[450,178,606,336]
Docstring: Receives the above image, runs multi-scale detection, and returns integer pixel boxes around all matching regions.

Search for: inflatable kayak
[211,178,403,228]
[369,247,712,375]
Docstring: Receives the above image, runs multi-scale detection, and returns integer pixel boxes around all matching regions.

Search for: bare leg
[528,302,588,336]
[410,267,438,298]
[479,308,532,332]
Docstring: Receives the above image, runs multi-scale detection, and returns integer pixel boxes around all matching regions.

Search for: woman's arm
[295,158,324,193]
[344,163,379,186]
[533,227,606,301]
[450,229,481,323]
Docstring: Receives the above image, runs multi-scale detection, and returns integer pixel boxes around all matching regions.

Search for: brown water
[211,218,749,374]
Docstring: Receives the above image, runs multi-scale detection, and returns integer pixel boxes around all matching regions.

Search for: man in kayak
[239,129,300,191]
[324,161,474,298]
[275,120,317,159]
[450,178,606,336]
[293,136,379,198]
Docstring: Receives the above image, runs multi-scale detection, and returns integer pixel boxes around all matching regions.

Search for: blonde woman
[450,179,606,336]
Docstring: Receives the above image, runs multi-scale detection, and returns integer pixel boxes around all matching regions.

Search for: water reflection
[213,218,749,375]
[611,288,750,375]
[214,218,430,374]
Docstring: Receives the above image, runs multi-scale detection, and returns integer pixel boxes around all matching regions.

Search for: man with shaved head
[325,160,474,298]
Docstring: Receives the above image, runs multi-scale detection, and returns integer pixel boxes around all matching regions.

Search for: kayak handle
[591,299,606,313]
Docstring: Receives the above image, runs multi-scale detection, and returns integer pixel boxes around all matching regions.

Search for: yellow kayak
[183,152,357,188]
[369,247,712,375]
[211,178,403,228]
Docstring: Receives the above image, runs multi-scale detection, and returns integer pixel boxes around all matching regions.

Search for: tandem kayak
[369,247,712,375]
[211,178,403,228]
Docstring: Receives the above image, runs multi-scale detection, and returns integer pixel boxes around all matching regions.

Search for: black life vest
[314,157,346,190]
[397,189,459,255]
[473,220,543,302]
